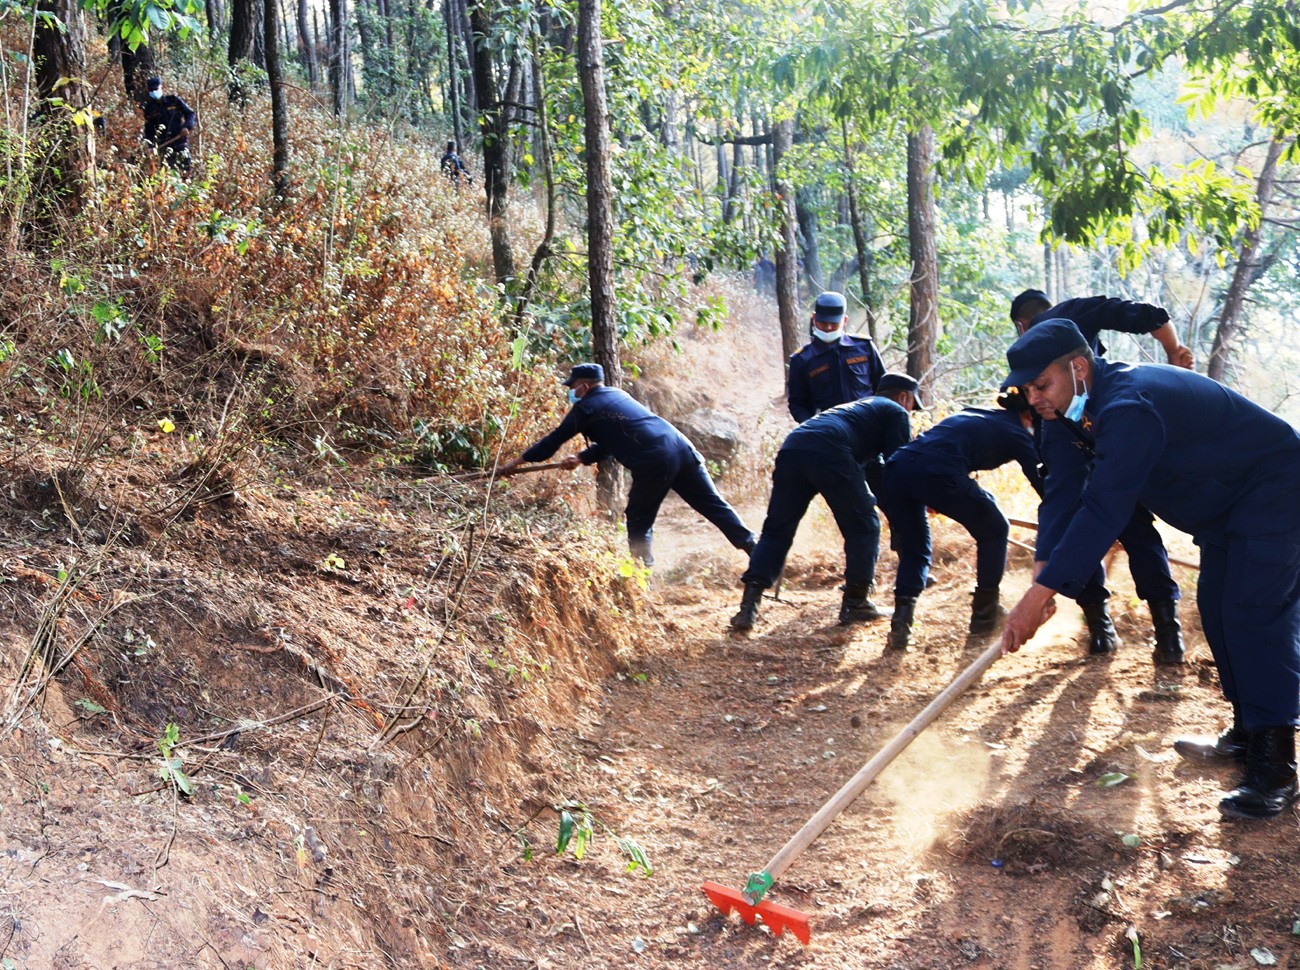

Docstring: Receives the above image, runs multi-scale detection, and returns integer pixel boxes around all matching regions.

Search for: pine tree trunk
[468,0,518,286]
[772,117,802,365]
[906,124,938,394]
[842,118,877,343]
[34,0,88,209]
[265,0,290,197]
[228,0,257,103]
[297,0,317,87]
[329,0,348,115]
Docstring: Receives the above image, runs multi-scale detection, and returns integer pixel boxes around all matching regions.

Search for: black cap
[1002,319,1089,389]
[563,362,604,386]
[812,291,847,324]
[1009,288,1050,323]
[876,372,924,410]
[146,76,162,90]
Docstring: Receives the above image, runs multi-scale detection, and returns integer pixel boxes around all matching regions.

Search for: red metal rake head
[700,881,812,945]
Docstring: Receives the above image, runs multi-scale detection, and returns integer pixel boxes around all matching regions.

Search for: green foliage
[157,722,193,797]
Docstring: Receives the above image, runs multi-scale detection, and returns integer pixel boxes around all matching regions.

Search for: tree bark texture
[34,0,89,206]
[772,117,802,366]
[1208,135,1288,384]
[905,124,939,394]
[468,0,518,286]
[228,0,257,103]
[329,0,348,115]
[796,187,823,295]
[842,118,877,343]
[297,0,318,87]
[264,0,290,197]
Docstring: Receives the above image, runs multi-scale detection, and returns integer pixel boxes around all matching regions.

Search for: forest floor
[1,287,1298,970]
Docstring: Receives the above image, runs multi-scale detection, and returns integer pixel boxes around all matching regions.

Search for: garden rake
[701,635,1006,944]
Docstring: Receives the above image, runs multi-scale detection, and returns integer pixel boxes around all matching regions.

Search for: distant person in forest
[140,76,196,173]
[440,141,472,189]
[498,363,755,567]
[731,374,920,632]
[1010,288,1193,665]
[877,389,1041,651]
[753,256,776,297]
[786,291,886,424]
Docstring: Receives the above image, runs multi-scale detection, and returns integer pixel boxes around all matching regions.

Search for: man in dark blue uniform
[878,391,1041,650]
[786,291,886,423]
[440,141,473,188]
[1010,288,1193,665]
[1000,320,1300,820]
[731,374,919,631]
[500,364,754,566]
[141,76,197,173]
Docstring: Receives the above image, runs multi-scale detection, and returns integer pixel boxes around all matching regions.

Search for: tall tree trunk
[468,0,518,286]
[228,0,257,104]
[772,117,801,366]
[795,187,823,294]
[329,0,348,115]
[577,0,621,512]
[905,125,938,394]
[443,0,462,146]
[205,0,224,41]
[34,0,89,209]
[1208,135,1287,384]
[297,0,317,87]
[513,29,557,329]
[107,2,157,105]
[842,118,877,343]
[265,0,289,197]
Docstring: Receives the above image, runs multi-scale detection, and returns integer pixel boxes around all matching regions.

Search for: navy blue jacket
[1031,295,1168,357]
[521,386,695,473]
[781,397,911,474]
[891,407,1042,492]
[787,334,885,423]
[142,94,196,146]
[1036,359,1300,598]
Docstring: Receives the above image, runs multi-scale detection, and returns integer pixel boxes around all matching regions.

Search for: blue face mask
[567,388,580,405]
[148,89,162,100]
[1063,367,1088,422]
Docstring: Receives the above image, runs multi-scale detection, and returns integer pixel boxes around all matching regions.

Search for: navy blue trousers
[742,449,880,589]
[1197,534,1300,730]
[624,449,752,565]
[882,455,1009,598]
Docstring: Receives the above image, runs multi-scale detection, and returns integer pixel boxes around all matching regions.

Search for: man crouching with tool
[999,319,1300,820]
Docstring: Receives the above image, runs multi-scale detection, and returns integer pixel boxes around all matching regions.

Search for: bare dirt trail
[448,291,1300,969]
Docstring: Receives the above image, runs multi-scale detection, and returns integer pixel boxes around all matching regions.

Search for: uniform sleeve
[1090,298,1170,336]
[879,408,911,462]
[177,97,197,129]
[1036,403,1167,597]
[1012,430,1044,496]
[521,407,585,462]
[1034,422,1086,561]
[787,354,814,423]
[578,442,607,465]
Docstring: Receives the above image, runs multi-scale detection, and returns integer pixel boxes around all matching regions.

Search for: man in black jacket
[141,76,197,172]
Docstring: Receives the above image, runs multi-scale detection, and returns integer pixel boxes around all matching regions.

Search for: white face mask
[813,325,843,343]
[1063,366,1089,422]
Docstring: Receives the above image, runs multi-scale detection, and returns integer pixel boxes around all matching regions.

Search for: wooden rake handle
[752,637,1005,896]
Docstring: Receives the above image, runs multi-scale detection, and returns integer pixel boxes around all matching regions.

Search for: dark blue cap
[146,76,162,90]
[563,362,604,386]
[1002,319,1089,389]
[876,371,924,410]
[813,291,847,323]
[1009,288,1050,322]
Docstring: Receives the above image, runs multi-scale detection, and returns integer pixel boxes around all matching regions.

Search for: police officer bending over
[1000,320,1300,820]
[1010,288,1192,665]
[731,373,920,632]
[500,363,755,567]
[786,291,885,423]
[141,76,197,173]
[878,390,1040,651]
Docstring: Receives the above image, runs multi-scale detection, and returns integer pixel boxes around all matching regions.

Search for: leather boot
[730,583,765,631]
[1175,705,1247,763]
[839,584,886,625]
[885,596,917,651]
[1149,598,1185,665]
[1219,726,1299,820]
[968,587,1005,635]
[1080,600,1119,655]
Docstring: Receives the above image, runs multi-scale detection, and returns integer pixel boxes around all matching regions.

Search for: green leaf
[1096,772,1130,788]
[1121,833,1141,848]
[556,810,574,854]
[75,698,107,714]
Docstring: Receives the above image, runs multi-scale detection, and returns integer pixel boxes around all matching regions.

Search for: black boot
[1219,726,1299,820]
[839,584,886,625]
[969,587,1005,635]
[886,596,917,651]
[1175,706,1247,763]
[1080,600,1119,655]
[1149,598,1185,665]
[730,583,765,631]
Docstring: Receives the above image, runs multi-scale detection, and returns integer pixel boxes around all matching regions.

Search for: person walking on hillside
[499,364,755,567]
[786,291,886,423]
[440,141,473,189]
[140,76,197,173]
[877,390,1041,651]
[1000,319,1300,820]
[1009,288,1193,665]
[731,374,920,632]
